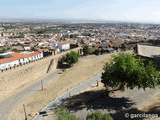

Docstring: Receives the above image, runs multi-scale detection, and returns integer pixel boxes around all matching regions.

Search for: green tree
[55,108,79,120]
[101,53,160,91]
[148,40,156,45]
[70,34,77,38]
[7,47,11,50]
[86,111,113,120]
[112,46,118,50]
[101,49,106,54]
[12,48,19,52]
[94,49,100,55]
[83,45,92,55]
[31,47,37,51]
[0,48,7,53]
[63,51,79,66]
[40,46,44,49]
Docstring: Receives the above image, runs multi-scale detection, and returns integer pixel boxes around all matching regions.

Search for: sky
[0,0,160,23]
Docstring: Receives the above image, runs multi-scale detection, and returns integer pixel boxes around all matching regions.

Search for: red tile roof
[10,52,23,59]
[58,42,69,45]
[0,51,42,64]
[22,52,40,58]
[115,38,123,42]
[0,57,17,64]
[38,49,45,53]
[111,38,123,43]
[93,44,102,47]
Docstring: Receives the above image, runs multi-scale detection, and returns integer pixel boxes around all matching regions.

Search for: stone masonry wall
[0,47,82,99]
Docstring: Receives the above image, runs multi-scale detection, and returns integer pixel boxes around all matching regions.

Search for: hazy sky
[1,0,160,23]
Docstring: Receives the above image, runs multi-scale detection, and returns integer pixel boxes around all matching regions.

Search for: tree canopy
[94,49,101,55]
[0,48,7,53]
[63,51,79,66]
[101,53,160,90]
[12,48,19,52]
[83,45,92,55]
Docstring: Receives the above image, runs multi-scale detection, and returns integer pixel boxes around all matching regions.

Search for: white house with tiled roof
[52,42,70,51]
[58,42,70,51]
[0,50,44,71]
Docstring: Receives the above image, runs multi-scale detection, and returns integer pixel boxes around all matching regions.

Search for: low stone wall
[0,47,82,99]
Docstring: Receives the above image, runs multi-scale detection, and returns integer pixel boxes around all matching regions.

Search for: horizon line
[0,17,159,25]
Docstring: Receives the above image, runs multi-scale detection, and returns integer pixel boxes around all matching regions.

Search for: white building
[0,51,44,71]
[58,42,70,51]
[52,42,70,51]
[24,46,31,50]
[0,43,5,46]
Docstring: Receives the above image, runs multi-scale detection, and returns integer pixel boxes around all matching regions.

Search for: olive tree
[63,51,79,67]
[101,53,160,91]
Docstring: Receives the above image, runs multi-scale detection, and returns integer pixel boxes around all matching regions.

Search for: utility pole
[23,104,27,120]
[41,80,43,91]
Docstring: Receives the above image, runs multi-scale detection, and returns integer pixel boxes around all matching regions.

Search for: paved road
[0,69,62,120]
[35,73,102,120]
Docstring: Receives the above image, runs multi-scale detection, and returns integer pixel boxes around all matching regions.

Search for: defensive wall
[136,44,160,70]
[0,47,82,99]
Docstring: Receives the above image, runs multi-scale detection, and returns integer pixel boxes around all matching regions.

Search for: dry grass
[8,54,112,120]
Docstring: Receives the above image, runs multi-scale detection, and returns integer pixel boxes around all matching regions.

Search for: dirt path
[8,54,112,120]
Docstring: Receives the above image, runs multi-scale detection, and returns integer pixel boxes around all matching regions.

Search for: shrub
[55,108,79,120]
[86,110,113,120]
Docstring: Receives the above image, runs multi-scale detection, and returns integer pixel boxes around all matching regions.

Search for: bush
[101,49,106,54]
[55,108,113,120]
[31,47,37,51]
[86,111,113,120]
[12,48,19,52]
[55,108,79,120]
[94,49,100,55]
[0,48,7,53]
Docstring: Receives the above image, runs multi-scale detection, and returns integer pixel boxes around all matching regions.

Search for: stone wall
[137,44,160,58]
[0,47,82,99]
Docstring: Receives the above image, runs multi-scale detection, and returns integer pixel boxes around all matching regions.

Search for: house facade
[0,51,44,71]
[52,42,70,51]
[58,42,70,51]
